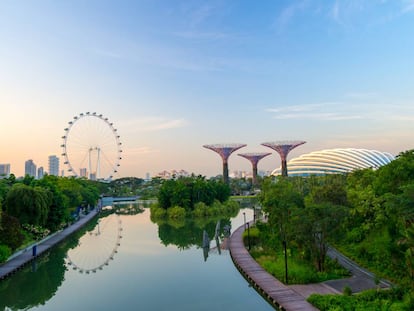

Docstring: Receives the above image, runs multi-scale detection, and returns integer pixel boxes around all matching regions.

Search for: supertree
[261,141,306,177]
[238,152,271,186]
[203,144,246,184]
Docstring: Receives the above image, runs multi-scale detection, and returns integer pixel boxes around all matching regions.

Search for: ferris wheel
[61,112,122,180]
[65,213,123,274]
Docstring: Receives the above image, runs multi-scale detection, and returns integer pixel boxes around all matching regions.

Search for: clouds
[266,99,414,122]
[121,116,188,133]
[402,0,414,13]
[274,0,311,33]
[274,0,414,33]
[266,103,363,121]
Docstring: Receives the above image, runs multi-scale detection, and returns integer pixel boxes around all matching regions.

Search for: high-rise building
[80,168,88,178]
[0,163,11,178]
[25,159,37,177]
[49,155,59,176]
[37,166,44,179]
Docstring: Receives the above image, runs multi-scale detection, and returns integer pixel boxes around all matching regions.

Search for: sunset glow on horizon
[1,1,413,179]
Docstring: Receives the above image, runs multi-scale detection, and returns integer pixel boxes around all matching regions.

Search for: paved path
[229,221,319,311]
[0,209,99,281]
[323,246,393,294]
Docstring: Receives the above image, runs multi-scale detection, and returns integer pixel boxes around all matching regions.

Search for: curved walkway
[0,209,99,280]
[229,221,394,310]
[229,221,318,311]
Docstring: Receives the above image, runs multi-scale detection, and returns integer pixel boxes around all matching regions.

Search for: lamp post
[283,240,288,284]
[247,222,251,251]
[243,212,246,230]
[253,205,256,222]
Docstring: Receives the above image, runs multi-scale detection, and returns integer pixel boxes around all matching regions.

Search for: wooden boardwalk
[229,221,318,311]
[0,209,99,281]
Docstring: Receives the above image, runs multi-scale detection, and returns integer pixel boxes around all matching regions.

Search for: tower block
[238,152,271,186]
[261,141,306,177]
[203,144,246,184]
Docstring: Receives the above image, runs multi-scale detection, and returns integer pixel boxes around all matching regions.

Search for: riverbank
[228,220,395,310]
[229,221,319,311]
[0,209,99,280]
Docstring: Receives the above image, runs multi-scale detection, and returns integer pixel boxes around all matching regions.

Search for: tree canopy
[157,175,231,210]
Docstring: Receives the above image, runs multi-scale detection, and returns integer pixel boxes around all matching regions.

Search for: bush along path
[229,220,319,311]
[321,246,393,294]
[0,209,99,280]
[230,220,396,310]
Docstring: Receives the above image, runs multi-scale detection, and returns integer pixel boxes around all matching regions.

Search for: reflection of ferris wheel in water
[61,112,122,180]
[65,213,123,274]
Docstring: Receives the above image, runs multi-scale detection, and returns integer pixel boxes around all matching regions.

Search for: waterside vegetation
[251,149,414,309]
[150,175,240,221]
[0,175,103,263]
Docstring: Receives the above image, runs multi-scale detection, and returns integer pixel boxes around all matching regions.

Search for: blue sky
[1,0,413,178]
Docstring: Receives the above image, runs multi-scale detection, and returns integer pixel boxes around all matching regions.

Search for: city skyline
[1,1,414,179]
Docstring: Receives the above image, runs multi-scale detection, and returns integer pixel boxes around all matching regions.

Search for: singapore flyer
[65,213,123,274]
[61,112,122,180]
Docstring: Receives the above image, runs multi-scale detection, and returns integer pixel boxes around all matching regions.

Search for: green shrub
[308,288,409,311]
[22,224,50,240]
[0,244,11,263]
[0,213,24,250]
[149,204,167,220]
[193,202,208,217]
[343,285,352,296]
[167,206,186,219]
[243,226,260,247]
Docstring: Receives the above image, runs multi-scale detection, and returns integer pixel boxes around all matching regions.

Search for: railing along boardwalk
[0,209,99,281]
[229,221,318,311]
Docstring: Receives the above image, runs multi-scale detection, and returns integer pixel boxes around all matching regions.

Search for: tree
[5,183,50,226]
[374,149,414,196]
[33,175,69,231]
[293,202,347,271]
[0,213,24,250]
[259,177,304,283]
[306,174,348,206]
[157,176,231,210]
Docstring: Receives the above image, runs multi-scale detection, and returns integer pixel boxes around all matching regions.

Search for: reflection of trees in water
[0,216,100,311]
[112,202,145,216]
[0,243,74,310]
[233,196,258,208]
[156,217,232,250]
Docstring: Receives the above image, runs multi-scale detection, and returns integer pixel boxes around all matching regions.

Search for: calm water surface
[0,206,274,311]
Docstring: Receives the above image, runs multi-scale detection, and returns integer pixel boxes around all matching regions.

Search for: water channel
[0,203,274,310]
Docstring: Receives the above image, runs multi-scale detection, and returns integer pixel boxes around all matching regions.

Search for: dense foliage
[256,149,414,307]
[259,175,348,275]
[104,177,162,199]
[0,175,102,262]
[157,175,231,210]
[308,288,408,311]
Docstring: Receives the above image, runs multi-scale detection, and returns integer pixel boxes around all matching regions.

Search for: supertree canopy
[238,152,271,185]
[261,141,306,177]
[203,143,246,184]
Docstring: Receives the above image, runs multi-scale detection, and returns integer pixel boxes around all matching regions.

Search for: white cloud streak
[267,100,414,122]
[122,117,189,132]
[402,0,414,12]
[274,0,310,33]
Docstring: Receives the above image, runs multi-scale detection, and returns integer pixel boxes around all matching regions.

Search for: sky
[1,0,414,179]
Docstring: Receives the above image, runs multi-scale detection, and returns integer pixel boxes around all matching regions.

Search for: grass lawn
[250,248,350,285]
